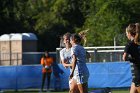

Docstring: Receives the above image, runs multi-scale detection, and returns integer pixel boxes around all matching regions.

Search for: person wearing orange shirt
[40,51,54,92]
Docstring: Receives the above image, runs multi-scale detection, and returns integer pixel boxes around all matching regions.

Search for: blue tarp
[0,62,132,90]
[87,62,132,88]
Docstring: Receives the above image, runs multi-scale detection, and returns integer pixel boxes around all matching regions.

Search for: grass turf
[3,90,129,93]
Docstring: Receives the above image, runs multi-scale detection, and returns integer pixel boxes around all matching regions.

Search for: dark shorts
[130,63,140,87]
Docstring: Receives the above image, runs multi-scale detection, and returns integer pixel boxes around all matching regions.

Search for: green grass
[112,90,129,93]
[3,91,129,93]
[3,90,129,93]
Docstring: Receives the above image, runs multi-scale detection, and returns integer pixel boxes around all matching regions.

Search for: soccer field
[4,90,129,93]
[49,91,129,93]
[113,90,129,93]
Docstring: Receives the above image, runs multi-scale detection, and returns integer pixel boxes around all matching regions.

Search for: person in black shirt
[123,23,140,93]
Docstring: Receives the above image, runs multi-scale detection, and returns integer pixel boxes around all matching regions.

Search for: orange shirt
[41,57,53,73]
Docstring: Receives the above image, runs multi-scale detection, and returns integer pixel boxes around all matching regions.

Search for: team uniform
[60,48,72,67]
[71,44,89,84]
[124,40,140,87]
[60,48,72,87]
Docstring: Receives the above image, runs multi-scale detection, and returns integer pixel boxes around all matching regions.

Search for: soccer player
[123,23,140,93]
[63,33,89,93]
[60,32,79,93]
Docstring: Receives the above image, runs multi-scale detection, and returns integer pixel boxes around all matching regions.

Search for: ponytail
[78,29,89,46]
[134,23,140,45]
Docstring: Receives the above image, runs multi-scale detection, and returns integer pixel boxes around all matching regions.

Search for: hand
[63,62,66,66]
[64,59,68,63]
[62,62,68,68]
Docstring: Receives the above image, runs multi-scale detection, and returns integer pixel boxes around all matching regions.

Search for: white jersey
[71,44,89,84]
[60,48,72,72]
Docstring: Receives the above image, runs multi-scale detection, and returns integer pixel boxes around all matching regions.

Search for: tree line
[0,0,140,51]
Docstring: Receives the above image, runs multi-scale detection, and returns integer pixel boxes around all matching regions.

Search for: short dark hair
[70,33,81,43]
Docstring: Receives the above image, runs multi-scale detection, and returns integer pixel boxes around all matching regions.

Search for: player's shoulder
[126,40,135,47]
[60,48,66,53]
[76,44,84,49]
[71,44,81,50]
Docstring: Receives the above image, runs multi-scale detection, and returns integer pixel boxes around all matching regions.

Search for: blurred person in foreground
[123,23,140,93]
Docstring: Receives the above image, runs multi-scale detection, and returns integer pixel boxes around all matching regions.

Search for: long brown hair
[135,23,140,45]
[78,29,89,46]
[126,23,140,45]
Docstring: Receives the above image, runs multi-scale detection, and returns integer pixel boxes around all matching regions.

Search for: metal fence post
[0,52,1,65]
[17,53,18,65]
[94,49,97,62]
[56,48,61,63]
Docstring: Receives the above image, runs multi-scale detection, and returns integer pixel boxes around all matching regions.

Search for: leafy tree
[1,0,140,51]
[83,1,129,46]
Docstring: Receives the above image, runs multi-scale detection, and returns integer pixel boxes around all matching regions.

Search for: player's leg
[83,82,88,93]
[77,84,84,93]
[136,87,140,93]
[130,83,138,93]
[69,79,80,93]
[69,79,74,93]
[75,73,89,93]
[133,64,140,93]
[69,79,73,93]
[73,80,80,93]
[77,82,88,93]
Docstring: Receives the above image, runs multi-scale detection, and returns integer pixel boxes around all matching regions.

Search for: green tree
[83,1,130,46]
[1,0,140,51]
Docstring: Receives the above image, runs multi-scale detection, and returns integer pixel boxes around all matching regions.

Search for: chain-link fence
[56,46,125,63]
[0,46,125,66]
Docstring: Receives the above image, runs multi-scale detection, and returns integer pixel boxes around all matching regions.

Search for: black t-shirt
[124,40,140,63]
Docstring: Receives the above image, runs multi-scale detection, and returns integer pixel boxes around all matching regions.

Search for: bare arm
[63,63,73,67]
[62,60,73,67]
[69,54,77,79]
[60,50,71,68]
[61,59,67,67]
[122,52,128,61]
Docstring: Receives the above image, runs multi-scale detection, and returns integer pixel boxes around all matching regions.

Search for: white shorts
[69,78,73,88]
[73,74,89,84]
